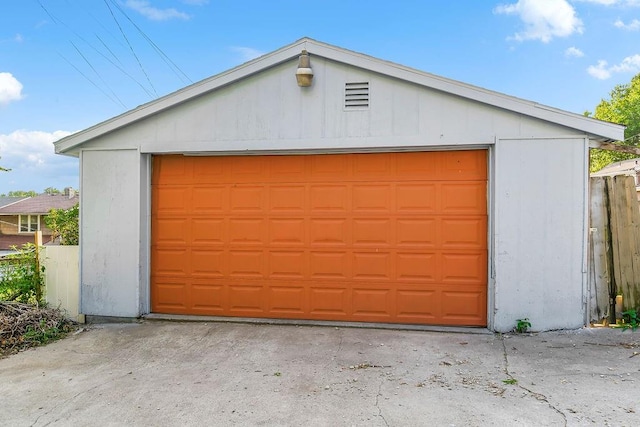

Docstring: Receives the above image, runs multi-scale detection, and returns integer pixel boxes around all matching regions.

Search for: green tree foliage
[43,187,61,195]
[589,73,640,172]
[44,203,79,245]
[0,244,44,304]
[4,190,37,197]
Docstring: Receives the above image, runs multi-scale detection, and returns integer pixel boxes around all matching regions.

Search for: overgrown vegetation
[614,309,640,331]
[0,302,76,357]
[0,244,44,304]
[45,203,79,245]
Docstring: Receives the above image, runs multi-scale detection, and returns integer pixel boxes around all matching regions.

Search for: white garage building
[55,38,624,332]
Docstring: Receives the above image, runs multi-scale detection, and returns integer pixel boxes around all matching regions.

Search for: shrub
[0,244,44,304]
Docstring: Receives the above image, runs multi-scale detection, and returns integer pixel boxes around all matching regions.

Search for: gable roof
[0,196,26,209]
[54,37,624,155]
[0,194,79,215]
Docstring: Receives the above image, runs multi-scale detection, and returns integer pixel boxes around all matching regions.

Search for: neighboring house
[591,158,640,201]
[54,38,624,332]
[0,189,79,252]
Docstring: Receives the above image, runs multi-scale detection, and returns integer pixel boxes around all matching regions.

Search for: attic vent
[345,82,369,109]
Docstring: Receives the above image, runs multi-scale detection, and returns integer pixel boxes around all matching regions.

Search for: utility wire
[104,0,159,98]
[57,52,123,108]
[70,41,127,108]
[109,0,192,85]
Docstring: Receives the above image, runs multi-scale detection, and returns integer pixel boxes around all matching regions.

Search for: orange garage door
[151,151,487,326]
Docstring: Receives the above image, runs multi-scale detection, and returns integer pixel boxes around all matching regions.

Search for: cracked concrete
[1,321,638,426]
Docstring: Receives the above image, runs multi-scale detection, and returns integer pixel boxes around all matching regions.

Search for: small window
[19,215,40,233]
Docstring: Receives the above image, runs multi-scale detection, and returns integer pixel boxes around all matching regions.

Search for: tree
[44,203,79,245]
[6,190,37,198]
[43,187,61,195]
[589,73,640,172]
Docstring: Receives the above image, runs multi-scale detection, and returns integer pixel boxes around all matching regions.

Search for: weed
[514,318,532,333]
[614,309,639,331]
[502,378,518,385]
[273,372,281,377]
[0,244,44,304]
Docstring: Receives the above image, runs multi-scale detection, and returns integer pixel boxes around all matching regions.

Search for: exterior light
[296,49,313,87]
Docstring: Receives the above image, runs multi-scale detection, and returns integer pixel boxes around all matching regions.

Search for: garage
[151,151,487,326]
[55,38,625,331]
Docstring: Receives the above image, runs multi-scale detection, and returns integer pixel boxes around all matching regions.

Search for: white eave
[54,37,625,155]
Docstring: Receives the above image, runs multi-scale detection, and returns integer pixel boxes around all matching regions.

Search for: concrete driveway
[1,321,638,426]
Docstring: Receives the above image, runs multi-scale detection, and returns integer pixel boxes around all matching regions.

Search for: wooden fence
[590,176,640,323]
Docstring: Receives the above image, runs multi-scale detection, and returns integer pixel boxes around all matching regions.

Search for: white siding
[78,58,583,155]
[492,137,588,332]
[80,149,141,317]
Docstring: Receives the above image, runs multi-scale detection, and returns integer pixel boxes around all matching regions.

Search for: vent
[345,82,369,109]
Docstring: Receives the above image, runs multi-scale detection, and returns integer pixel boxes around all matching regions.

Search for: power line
[103,0,158,98]
[57,52,123,108]
[109,0,192,85]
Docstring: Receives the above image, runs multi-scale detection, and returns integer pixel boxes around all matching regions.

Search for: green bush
[0,244,44,304]
[44,203,79,245]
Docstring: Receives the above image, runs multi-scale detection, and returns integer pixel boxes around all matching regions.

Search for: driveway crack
[375,377,390,427]
[500,335,567,426]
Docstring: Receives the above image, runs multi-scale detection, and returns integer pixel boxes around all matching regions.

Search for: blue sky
[1,0,640,195]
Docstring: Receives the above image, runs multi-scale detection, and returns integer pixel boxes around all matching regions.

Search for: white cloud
[494,0,584,42]
[0,130,78,193]
[565,46,585,57]
[0,73,24,106]
[230,46,265,62]
[124,0,190,21]
[614,18,640,30]
[574,0,640,5]
[587,60,612,79]
[587,54,640,79]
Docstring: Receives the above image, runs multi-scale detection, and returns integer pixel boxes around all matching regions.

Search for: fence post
[34,231,43,303]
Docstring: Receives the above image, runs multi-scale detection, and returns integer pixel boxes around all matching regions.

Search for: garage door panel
[310,184,349,212]
[268,285,306,314]
[441,217,487,249]
[152,151,487,326]
[396,184,437,213]
[270,186,306,213]
[230,186,265,213]
[309,218,349,246]
[309,286,349,316]
[153,281,189,311]
[352,184,392,213]
[228,284,265,313]
[396,218,437,248]
[268,251,307,279]
[229,218,267,245]
[396,252,437,282]
[155,218,189,245]
[191,282,225,312]
[353,218,393,247]
[352,286,394,318]
[154,187,190,214]
[191,218,225,245]
[269,218,306,246]
[441,182,486,214]
[228,250,265,278]
[441,253,487,284]
[192,187,226,213]
[154,249,189,276]
[192,250,225,277]
[353,251,393,281]
[310,251,350,279]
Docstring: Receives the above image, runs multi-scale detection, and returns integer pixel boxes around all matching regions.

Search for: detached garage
[55,38,624,332]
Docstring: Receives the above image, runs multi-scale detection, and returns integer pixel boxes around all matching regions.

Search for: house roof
[0,194,79,215]
[54,37,625,155]
[0,197,26,209]
[591,158,640,177]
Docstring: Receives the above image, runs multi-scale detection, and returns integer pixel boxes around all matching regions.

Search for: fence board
[589,177,612,322]
[41,246,79,320]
